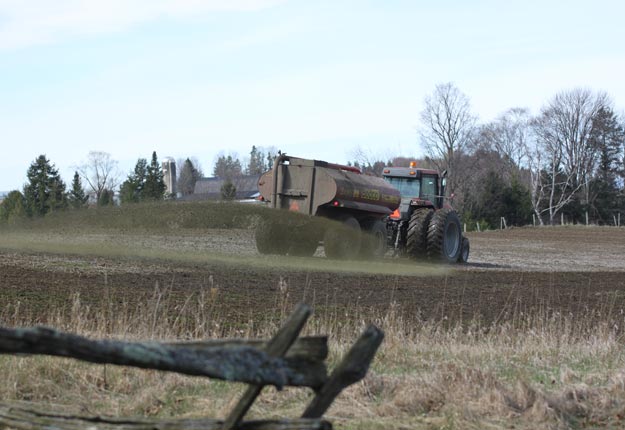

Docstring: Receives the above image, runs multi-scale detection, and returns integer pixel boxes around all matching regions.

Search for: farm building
[182,175,261,200]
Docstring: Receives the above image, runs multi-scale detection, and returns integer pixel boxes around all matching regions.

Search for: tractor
[255,154,469,263]
[382,162,469,263]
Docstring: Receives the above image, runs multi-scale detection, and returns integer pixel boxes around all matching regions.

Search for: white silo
[162,158,177,197]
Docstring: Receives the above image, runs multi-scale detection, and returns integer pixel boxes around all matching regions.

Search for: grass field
[2,202,625,429]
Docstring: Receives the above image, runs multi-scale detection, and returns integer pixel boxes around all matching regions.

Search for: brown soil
[2,226,625,327]
[468,225,625,271]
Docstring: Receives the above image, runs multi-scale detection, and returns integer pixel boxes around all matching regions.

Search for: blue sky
[1,0,624,191]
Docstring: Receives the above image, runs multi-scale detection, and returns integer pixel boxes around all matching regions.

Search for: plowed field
[2,225,625,326]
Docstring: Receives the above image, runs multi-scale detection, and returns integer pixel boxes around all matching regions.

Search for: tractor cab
[382,163,444,220]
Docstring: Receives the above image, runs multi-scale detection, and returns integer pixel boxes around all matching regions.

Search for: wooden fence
[0,304,383,430]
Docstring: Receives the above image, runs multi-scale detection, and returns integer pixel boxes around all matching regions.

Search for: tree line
[351,84,624,228]
[2,88,623,228]
[441,85,624,227]
[0,151,170,223]
[0,146,277,223]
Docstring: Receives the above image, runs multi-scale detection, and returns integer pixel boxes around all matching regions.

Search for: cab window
[421,175,437,201]
[384,177,420,198]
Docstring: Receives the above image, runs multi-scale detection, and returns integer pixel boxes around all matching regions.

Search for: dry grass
[2,286,625,430]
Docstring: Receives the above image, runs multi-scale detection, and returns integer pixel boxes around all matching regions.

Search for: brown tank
[258,155,400,216]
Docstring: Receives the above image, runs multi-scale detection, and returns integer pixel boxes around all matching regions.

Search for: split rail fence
[0,304,383,430]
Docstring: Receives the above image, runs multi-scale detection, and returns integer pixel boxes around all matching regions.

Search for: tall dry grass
[2,282,625,430]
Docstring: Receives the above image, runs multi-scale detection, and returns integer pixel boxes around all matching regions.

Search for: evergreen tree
[588,107,625,222]
[142,151,166,200]
[266,152,275,170]
[0,190,26,223]
[246,146,266,175]
[98,189,115,206]
[476,171,506,228]
[68,171,88,209]
[213,155,242,179]
[502,177,533,226]
[23,155,67,217]
[120,158,148,204]
[177,158,201,196]
[592,108,623,182]
[473,171,532,228]
[220,181,237,200]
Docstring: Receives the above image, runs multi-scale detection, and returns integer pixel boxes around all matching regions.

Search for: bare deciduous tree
[546,89,609,203]
[349,145,384,170]
[528,89,611,224]
[76,151,120,202]
[525,141,546,225]
[419,83,476,196]
[479,107,531,171]
[347,145,388,175]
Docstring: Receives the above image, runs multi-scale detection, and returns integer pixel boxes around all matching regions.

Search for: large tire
[457,236,470,263]
[286,219,320,257]
[287,233,319,257]
[426,208,462,263]
[324,216,362,260]
[359,219,388,259]
[255,220,289,255]
[406,208,434,259]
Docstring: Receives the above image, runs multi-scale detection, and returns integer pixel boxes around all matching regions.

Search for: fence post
[302,326,384,419]
[619,213,621,227]
[464,223,466,233]
[476,222,481,232]
[614,215,617,227]
[223,304,312,429]
[533,214,536,227]
[585,211,588,226]
[561,213,564,226]
[503,217,507,229]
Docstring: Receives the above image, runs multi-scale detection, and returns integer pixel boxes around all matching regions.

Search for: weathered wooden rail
[0,304,384,430]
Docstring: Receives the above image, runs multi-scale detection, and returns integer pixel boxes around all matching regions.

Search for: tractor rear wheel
[406,208,434,259]
[324,216,362,259]
[359,219,387,259]
[457,236,470,263]
[426,208,462,263]
[255,220,289,255]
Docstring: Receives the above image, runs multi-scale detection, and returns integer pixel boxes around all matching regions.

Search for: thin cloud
[0,0,287,50]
